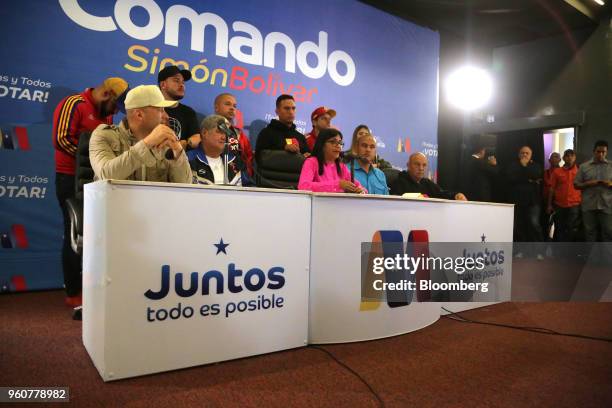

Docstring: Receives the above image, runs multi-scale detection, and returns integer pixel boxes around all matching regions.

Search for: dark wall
[532,19,612,158]
[491,26,595,120]
[490,19,610,160]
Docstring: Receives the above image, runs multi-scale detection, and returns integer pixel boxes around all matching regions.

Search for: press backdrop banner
[0,0,439,291]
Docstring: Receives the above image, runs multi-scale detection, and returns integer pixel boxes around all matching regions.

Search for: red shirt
[543,167,557,199]
[52,88,112,175]
[235,127,254,177]
[305,129,317,151]
[550,165,581,208]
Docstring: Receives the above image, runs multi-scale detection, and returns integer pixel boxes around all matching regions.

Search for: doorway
[464,126,577,203]
[543,128,576,168]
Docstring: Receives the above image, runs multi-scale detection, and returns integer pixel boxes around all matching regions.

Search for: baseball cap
[102,77,129,97]
[157,65,192,83]
[311,106,336,122]
[124,85,178,110]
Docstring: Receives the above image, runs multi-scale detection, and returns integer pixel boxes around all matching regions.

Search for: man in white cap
[89,85,192,183]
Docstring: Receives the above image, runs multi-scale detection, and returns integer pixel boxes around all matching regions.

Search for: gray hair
[200,114,227,133]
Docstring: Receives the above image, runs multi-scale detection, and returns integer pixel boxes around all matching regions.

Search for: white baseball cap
[124,85,178,110]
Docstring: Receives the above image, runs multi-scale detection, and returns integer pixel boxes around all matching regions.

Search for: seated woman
[346,132,389,195]
[298,128,366,193]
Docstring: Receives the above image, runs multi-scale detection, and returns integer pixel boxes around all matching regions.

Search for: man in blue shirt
[346,133,389,195]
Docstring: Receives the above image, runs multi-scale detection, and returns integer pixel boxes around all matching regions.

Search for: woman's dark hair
[312,128,343,176]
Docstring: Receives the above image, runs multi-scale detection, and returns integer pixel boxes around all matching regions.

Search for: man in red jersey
[52,77,128,308]
[305,106,336,151]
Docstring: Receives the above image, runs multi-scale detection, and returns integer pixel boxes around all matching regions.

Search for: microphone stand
[217,121,239,186]
[223,134,229,185]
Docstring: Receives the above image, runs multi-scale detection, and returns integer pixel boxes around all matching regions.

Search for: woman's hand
[339,180,362,193]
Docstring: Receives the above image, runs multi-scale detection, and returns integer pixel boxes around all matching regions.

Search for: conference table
[82,180,513,381]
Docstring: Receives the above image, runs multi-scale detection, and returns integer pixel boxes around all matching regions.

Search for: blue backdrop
[0,0,439,292]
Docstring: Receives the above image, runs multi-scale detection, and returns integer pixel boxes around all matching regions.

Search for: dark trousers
[55,173,81,296]
[514,204,544,242]
[582,209,612,242]
[554,205,581,242]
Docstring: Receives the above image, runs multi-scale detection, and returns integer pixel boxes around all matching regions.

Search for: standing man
[158,65,200,150]
[52,77,128,308]
[506,146,544,258]
[547,149,581,242]
[255,94,310,164]
[214,93,254,176]
[543,152,561,201]
[390,152,467,200]
[89,85,192,184]
[574,140,612,241]
[305,106,336,151]
[465,144,498,202]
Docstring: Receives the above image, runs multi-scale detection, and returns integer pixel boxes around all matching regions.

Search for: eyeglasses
[327,140,344,147]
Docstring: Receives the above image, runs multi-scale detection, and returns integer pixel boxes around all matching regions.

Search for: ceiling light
[444,66,494,111]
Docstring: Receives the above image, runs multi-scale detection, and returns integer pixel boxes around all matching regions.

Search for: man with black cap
[158,65,200,150]
[305,106,336,151]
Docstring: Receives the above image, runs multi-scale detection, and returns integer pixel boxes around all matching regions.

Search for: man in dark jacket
[390,153,467,200]
[188,115,253,186]
[465,144,498,202]
[506,146,544,254]
[254,94,310,165]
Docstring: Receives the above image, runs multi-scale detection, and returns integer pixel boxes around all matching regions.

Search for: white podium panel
[83,181,311,381]
[309,194,514,343]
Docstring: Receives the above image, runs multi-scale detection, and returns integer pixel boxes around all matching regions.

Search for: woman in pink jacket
[298,128,366,193]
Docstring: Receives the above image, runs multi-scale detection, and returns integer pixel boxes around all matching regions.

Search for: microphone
[217,120,234,137]
[340,152,359,183]
[165,117,182,160]
[217,120,241,153]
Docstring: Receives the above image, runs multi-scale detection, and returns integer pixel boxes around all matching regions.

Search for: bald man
[390,153,467,200]
[214,93,254,176]
[506,145,544,248]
